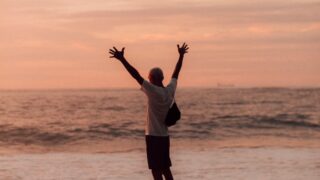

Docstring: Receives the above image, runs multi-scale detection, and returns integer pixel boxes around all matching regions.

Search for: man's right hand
[108,46,144,85]
[109,47,125,61]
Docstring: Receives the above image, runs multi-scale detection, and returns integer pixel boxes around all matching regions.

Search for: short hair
[149,67,164,80]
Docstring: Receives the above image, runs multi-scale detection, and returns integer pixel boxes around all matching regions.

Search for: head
[148,67,164,85]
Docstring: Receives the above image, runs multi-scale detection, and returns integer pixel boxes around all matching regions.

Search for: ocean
[0,88,319,146]
[0,88,319,179]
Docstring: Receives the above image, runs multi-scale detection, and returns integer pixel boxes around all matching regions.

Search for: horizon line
[1,85,320,91]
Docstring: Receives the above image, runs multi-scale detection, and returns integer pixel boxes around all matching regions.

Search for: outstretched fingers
[108,46,125,59]
[113,46,119,52]
[178,42,189,49]
[109,49,115,58]
[184,43,189,50]
[177,42,189,54]
[110,46,125,53]
[182,43,189,52]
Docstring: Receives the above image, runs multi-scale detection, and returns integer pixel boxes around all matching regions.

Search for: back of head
[149,67,164,83]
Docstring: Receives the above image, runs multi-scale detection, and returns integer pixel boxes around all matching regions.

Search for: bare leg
[163,168,174,180]
[152,169,163,180]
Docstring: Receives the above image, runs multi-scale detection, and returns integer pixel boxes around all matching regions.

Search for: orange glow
[1,0,320,89]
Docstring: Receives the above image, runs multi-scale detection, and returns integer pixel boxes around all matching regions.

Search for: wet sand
[0,148,319,180]
[0,137,319,180]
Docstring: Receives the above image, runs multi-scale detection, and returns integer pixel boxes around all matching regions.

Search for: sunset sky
[1,0,319,89]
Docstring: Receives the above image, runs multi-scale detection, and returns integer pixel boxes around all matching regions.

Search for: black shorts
[145,135,172,170]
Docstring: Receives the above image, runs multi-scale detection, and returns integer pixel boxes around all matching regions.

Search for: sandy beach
[0,147,319,180]
[0,137,319,180]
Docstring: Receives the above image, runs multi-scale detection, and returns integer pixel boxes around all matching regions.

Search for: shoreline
[0,136,319,155]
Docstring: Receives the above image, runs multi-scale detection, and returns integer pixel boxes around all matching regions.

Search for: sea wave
[209,114,319,129]
[0,123,145,146]
[0,88,319,146]
[0,125,72,145]
[1,112,318,146]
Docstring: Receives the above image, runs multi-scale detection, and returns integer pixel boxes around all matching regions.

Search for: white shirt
[140,78,177,136]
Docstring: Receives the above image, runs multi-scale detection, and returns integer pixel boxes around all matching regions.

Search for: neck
[151,81,164,87]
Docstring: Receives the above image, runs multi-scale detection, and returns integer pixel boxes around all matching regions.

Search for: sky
[1,0,320,89]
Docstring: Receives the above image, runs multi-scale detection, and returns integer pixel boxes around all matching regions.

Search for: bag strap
[169,98,176,108]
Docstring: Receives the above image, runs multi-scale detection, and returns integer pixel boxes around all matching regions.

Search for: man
[108,43,189,180]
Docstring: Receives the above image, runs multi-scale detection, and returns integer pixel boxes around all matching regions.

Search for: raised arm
[172,43,189,79]
[109,47,144,85]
